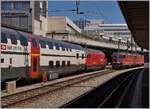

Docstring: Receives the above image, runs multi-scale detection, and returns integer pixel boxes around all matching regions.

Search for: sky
[48,1,126,24]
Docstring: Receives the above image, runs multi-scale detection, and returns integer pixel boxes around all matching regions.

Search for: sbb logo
[1,44,6,50]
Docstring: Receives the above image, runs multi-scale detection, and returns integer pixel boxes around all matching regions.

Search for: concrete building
[84,24,131,42]
[74,19,104,29]
[46,16,81,40]
[1,1,48,36]
[89,19,104,25]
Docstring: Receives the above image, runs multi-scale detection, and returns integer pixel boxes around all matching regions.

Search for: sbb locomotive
[112,52,144,69]
[1,27,107,82]
[85,49,107,71]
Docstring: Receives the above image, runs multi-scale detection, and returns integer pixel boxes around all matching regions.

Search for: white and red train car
[112,52,144,69]
[1,27,107,82]
[1,27,86,82]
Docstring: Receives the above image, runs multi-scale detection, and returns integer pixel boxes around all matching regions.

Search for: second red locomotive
[112,52,144,69]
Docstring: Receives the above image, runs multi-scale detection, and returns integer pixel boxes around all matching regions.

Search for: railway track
[61,68,148,108]
[1,69,115,108]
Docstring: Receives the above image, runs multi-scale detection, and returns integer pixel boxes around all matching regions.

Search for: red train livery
[112,52,144,69]
[85,49,107,71]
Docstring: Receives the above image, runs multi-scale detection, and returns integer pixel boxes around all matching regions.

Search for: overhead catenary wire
[91,2,112,24]
[47,9,76,13]
[47,1,84,14]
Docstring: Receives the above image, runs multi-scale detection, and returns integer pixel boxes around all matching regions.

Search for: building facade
[84,24,131,42]
[1,1,48,36]
[74,19,104,29]
[47,16,81,40]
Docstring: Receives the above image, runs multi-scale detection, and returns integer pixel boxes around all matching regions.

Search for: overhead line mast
[47,1,84,14]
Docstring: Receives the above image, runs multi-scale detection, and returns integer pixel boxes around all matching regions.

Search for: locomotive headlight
[93,62,96,64]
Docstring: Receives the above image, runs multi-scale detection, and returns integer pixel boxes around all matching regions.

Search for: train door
[30,38,40,79]
[76,52,80,65]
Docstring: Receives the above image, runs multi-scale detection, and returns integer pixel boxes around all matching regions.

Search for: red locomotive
[85,49,107,71]
[112,52,144,69]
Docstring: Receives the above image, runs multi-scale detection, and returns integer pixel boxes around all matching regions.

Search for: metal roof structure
[118,1,149,50]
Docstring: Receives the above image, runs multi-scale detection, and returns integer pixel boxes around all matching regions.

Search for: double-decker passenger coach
[1,27,86,82]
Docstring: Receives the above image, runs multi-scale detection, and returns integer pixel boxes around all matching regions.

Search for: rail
[1,69,115,108]
[61,67,147,108]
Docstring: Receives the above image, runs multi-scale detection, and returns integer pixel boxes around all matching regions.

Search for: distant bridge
[61,35,143,52]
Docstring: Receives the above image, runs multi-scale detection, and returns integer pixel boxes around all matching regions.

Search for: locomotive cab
[112,52,126,69]
[112,52,144,70]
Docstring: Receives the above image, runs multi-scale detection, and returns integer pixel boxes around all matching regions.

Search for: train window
[82,54,84,59]
[69,48,72,52]
[10,34,17,45]
[55,43,60,50]
[122,55,125,58]
[1,33,8,43]
[39,40,46,48]
[20,35,28,46]
[67,61,70,66]
[48,42,53,49]
[76,53,79,59]
[61,45,65,51]
[62,61,66,67]
[56,61,60,67]
[10,58,12,64]
[66,48,68,51]
[49,61,54,68]
[118,55,125,58]
[87,54,91,58]
[1,58,4,63]
[33,58,37,72]
[32,38,37,47]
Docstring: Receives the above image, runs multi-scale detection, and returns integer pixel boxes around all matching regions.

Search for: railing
[60,35,140,51]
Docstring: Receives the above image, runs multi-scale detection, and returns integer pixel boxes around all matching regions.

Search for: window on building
[14,2,22,10]
[2,2,12,10]
[1,33,8,43]
[40,20,42,30]
[20,17,28,28]
[22,2,30,9]
[62,61,65,67]
[34,1,40,20]
[56,61,60,67]
[49,61,54,68]
[14,2,30,10]
[40,1,43,9]
[10,34,17,45]
[67,61,70,66]
[39,40,46,48]
[47,41,53,49]
[19,34,28,46]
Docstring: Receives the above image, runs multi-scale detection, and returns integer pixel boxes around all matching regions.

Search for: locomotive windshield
[113,53,125,59]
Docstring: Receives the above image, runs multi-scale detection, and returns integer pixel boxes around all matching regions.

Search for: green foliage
[75,33,100,41]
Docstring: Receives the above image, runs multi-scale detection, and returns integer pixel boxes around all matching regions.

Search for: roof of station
[118,1,149,50]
